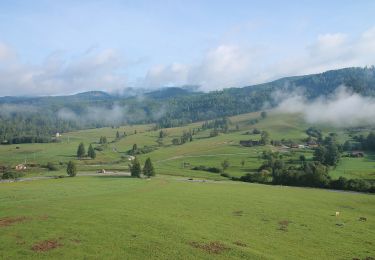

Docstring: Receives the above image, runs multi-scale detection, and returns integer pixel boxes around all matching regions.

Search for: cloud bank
[276,86,375,127]
[142,27,375,91]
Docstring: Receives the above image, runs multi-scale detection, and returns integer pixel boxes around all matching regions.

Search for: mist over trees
[1,67,375,145]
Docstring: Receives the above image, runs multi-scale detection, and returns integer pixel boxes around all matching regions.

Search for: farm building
[350,151,364,158]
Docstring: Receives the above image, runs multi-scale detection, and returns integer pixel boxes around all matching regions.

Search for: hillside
[1,109,374,259]
[1,67,375,143]
[1,175,374,259]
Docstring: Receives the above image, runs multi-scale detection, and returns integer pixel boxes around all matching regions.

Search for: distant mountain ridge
[0,67,374,143]
[1,66,374,102]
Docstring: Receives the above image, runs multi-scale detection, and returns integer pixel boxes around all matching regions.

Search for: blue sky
[0,0,374,96]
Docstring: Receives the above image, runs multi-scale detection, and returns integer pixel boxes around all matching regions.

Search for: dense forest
[1,67,375,144]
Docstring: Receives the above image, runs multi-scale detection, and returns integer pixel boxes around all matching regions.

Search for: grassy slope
[0,111,374,180]
[0,176,374,259]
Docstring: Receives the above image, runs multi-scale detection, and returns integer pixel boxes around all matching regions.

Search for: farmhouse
[307,140,319,148]
[240,140,260,147]
[15,164,27,171]
[350,151,364,158]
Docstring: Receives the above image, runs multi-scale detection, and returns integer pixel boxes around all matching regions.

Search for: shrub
[46,162,58,171]
[129,157,141,177]
[66,161,77,177]
[191,165,221,173]
[143,158,155,177]
[2,171,24,179]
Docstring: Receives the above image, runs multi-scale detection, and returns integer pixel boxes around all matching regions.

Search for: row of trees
[350,132,375,151]
[172,130,193,145]
[66,157,156,178]
[129,157,155,177]
[237,151,374,193]
[77,143,96,159]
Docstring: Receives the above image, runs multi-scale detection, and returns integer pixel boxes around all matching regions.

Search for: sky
[0,0,374,96]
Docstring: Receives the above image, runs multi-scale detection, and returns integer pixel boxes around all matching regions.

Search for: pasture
[0,176,374,259]
[0,111,374,181]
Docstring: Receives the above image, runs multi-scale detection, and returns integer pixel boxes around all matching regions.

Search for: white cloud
[142,44,264,91]
[0,46,127,96]
[142,27,375,91]
[276,86,375,127]
[0,26,375,96]
[0,42,15,61]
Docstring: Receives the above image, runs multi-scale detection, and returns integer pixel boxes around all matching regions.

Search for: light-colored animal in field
[15,164,27,171]
[335,211,340,217]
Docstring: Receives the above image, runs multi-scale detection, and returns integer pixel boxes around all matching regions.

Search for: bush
[94,146,104,151]
[143,158,155,177]
[46,162,58,171]
[129,157,141,177]
[191,165,221,173]
[2,171,24,179]
[66,161,77,177]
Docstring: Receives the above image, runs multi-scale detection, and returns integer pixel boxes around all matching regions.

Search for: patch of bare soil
[70,239,81,244]
[32,239,63,252]
[232,210,243,217]
[0,216,30,227]
[233,241,247,247]
[189,241,230,254]
[39,215,49,221]
[278,220,290,232]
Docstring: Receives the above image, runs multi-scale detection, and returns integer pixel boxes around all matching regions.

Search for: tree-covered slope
[1,67,374,143]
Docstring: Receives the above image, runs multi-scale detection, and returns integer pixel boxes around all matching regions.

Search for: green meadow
[1,176,374,259]
[1,111,373,180]
[1,111,374,259]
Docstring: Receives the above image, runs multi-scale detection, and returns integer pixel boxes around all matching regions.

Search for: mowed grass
[0,176,374,259]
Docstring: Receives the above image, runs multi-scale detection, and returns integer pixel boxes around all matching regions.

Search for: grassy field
[1,176,374,259]
[1,111,375,259]
[0,111,374,180]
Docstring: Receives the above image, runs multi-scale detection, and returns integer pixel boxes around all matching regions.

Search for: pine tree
[132,144,138,153]
[129,157,141,177]
[99,136,107,144]
[143,157,155,177]
[66,161,77,177]
[88,144,96,159]
[77,142,86,158]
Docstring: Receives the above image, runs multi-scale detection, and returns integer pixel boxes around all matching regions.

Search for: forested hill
[1,67,375,143]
